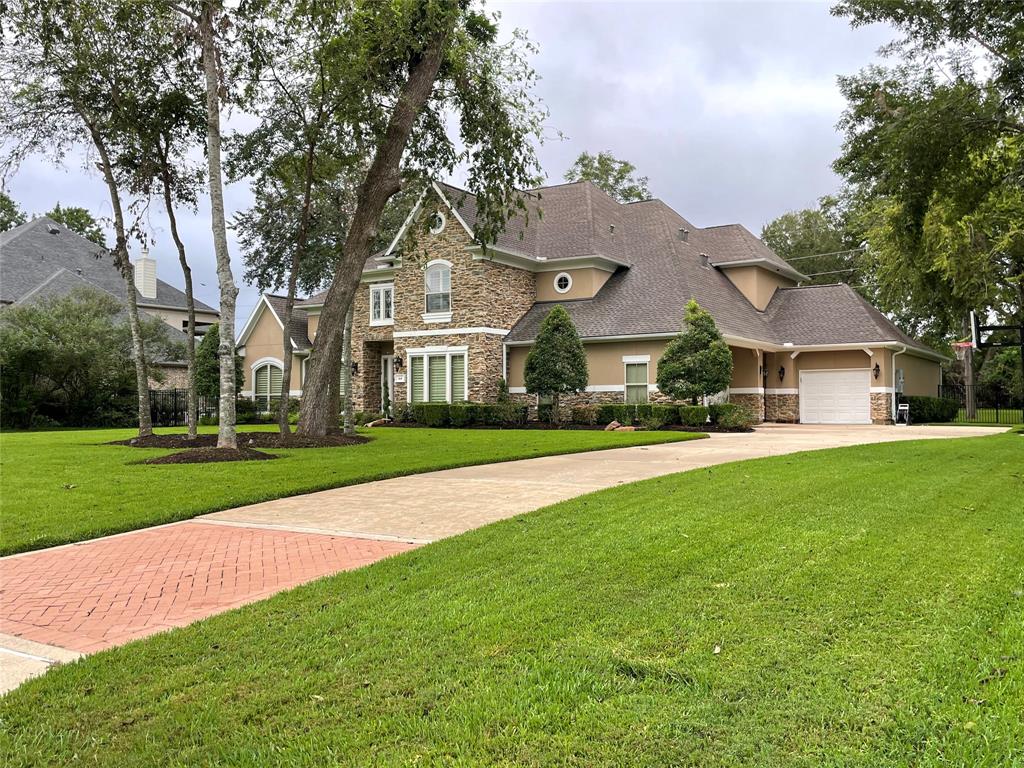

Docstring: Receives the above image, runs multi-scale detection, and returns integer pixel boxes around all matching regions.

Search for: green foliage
[45,203,105,246]
[831,2,1024,339]
[639,405,675,431]
[899,395,960,423]
[524,306,588,401]
[564,150,651,202]
[978,349,1024,401]
[0,191,26,231]
[570,405,599,426]
[679,405,709,428]
[0,287,178,428]
[716,404,756,431]
[194,324,244,399]
[411,403,450,428]
[596,403,642,426]
[657,300,733,403]
[760,201,864,287]
[710,402,746,426]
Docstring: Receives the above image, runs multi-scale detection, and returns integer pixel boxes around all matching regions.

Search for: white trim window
[406,346,468,403]
[424,260,451,314]
[624,361,649,404]
[370,283,394,326]
[553,271,572,294]
[253,361,283,412]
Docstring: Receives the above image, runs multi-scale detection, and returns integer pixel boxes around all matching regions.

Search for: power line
[802,267,860,277]
[785,246,866,263]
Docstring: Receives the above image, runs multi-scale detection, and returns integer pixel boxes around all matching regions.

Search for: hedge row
[899,394,960,423]
[393,401,529,428]
[566,402,754,430]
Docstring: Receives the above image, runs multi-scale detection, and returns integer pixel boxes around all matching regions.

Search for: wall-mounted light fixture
[872,363,881,380]
[778,366,786,382]
[351,361,359,376]
[394,356,403,371]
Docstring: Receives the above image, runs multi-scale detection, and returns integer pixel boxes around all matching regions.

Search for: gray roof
[264,294,312,351]
[1,217,217,312]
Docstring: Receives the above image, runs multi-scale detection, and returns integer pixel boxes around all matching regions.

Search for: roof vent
[678,228,689,242]
[699,253,710,268]
[609,224,615,234]
[47,225,60,235]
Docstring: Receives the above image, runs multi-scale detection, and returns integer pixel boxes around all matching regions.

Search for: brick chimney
[134,248,157,300]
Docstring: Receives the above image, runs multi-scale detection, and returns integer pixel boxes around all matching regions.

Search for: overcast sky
[4,1,893,323]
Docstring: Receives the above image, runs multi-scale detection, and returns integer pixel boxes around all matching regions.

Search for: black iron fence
[937,384,1023,425]
[149,389,218,427]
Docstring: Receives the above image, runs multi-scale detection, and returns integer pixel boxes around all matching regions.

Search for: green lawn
[0,425,701,556]
[2,433,1022,766]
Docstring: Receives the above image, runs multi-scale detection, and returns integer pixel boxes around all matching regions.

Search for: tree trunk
[341,303,354,435]
[199,1,239,449]
[963,314,977,418]
[158,138,198,439]
[277,133,319,434]
[297,36,449,436]
[89,126,153,437]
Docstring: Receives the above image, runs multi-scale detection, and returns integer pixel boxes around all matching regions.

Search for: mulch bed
[109,432,370,450]
[138,447,279,465]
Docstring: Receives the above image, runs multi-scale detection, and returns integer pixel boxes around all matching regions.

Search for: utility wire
[784,246,867,262]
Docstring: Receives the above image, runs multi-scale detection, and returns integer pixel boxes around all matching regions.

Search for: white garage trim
[799,368,871,425]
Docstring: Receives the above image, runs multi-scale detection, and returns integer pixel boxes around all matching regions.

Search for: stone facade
[765,392,799,422]
[728,393,765,423]
[343,199,535,411]
[870,392,892,424]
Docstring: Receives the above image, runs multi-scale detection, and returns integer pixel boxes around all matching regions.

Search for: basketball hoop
[952,341,973,362]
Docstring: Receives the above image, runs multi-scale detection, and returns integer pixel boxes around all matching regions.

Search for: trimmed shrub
[639,406,673,431]
[717,404,755,430]
[651,404,680,426]
[679,405,709,427]
[448,403,474,428]
[900,395,959,423]
[711,402,745,426]
[482,401,527,426]
[392,404,414,423]
[571,405,599,425]
[537,402,555,423]
[412,403,450,427]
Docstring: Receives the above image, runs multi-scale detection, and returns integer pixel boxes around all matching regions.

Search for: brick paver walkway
[0,522,415,653]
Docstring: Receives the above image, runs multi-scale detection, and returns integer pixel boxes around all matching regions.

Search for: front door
[381,355,395,416]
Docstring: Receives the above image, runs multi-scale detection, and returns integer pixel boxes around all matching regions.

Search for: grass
[2,433,1022,766]
[952,407,1024,425]
[0,425,701,556]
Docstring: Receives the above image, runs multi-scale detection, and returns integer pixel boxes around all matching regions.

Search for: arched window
[424,261,451,313]
[253,361,283,412]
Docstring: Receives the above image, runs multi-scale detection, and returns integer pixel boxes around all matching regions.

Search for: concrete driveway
[201,424,1004,542]
[0,423,1004,693]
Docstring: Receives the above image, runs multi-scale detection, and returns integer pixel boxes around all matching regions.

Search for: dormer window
[370,283,394,326]
[424,260,451,313]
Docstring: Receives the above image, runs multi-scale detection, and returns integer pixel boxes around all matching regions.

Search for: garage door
[799,369,871,424]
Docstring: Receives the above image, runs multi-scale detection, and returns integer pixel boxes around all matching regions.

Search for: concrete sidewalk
[0,423,1005,693]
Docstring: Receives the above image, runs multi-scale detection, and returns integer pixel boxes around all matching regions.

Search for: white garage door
[799,369,871,424]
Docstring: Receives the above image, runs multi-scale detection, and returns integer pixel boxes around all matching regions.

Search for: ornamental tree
[657,300,733,404]
[523,305,588,414]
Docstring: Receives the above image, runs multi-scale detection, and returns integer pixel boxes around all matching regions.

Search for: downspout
[891,344,907,421]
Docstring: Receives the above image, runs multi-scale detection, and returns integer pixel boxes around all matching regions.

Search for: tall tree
[45,203,106,246]
[564,150,651,202]
[0,0,179,437]
[657,300,733,405]
[165,0,242,449]
[760,199,865,288]
[523,305,588,417]
[0,191,26,231]
[832,0,1024,351]
[296,1,546,436]
[232,0,363,434]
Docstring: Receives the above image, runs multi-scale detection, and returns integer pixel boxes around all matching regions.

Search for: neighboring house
[237,181,943,424]
[0,216,220,385]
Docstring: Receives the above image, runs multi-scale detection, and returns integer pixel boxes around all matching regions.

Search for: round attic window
[428,212,446,234]
[554,272,572,294]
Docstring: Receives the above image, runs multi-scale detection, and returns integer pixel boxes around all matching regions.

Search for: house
[0,216,220,385]
[236,181,943,424]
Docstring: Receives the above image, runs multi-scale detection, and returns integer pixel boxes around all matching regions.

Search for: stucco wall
[239,303,303,394]
[534,267,613,301]
[720,266,794,310]
[898,352,942,396]
[142,306,219,334]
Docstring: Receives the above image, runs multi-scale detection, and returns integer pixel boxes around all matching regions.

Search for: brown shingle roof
[264,294,312,351]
